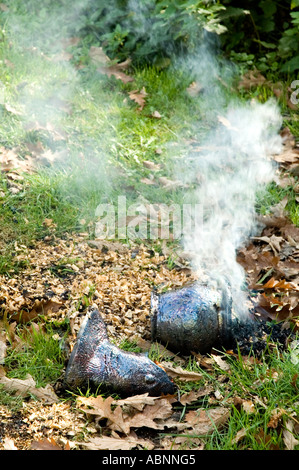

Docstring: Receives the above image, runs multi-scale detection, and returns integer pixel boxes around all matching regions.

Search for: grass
[0,0,298,450]
[4,321,67,387]
[201,346,299,450]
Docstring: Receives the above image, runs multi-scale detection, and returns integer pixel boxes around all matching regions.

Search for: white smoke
[177,45,282,317]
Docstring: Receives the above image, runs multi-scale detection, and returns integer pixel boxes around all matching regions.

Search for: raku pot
[151,283,233,354]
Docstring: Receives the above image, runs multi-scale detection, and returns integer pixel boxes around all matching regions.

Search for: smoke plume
[176,44,282,317]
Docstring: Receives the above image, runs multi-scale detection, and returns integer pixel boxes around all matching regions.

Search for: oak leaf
[0,368,59,403]
[160,362,203,381]
[184,407,230,434]
[129,87,147,110]
[283,420,299,450]
[75,434,154,450]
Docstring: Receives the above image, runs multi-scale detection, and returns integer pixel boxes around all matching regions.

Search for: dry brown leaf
[160,362,203,381]
[0,330,7,364]
[268,408,285,429]
[0,369,59,403]
[217,115,238,131]
[78,394,174,435]
[211,354,231,371]
[75,434,154,450]
[141,177,156,185]
[151,110,162,119]
[238,69,267,89]
[129,87,147,110]
[184,407,230,434]
[0,3,9,12]
[30,438,66,450]
[242,400,255,414]
[77,395,128,434]
[4,103,23,116]
[3,438,18,450]
[0,147,33,173]
[160,435,203,450]
[143,160,161,171]
[231,428,247,445]
[186,81,202,97]
[114,393,161,411]
[98,65,134,84]
[23,121,66,141]
[283,419,299,450]
[121,398,173,433]
[158,176,183,189]
[273,149,299,164]
[52,51,73,62]
[179,386,213,405]
[61,37,80,48]
[89,46,109,65]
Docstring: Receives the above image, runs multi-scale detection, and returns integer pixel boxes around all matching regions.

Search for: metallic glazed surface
[64,308,176,396]
[151,283,232,354]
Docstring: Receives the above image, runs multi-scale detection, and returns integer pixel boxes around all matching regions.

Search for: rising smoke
[176,43,282,317]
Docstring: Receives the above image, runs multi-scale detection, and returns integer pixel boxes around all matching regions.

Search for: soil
[231,314,294,356]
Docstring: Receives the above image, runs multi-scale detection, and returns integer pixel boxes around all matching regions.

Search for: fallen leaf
[3,103,23,116]
[129,87,147,111]
[121,398,173,432]
[184,407,230,434]
[186,81,202,97]
[231,428,247,445]
[0,369,59,403]
[158,176,183,189]
[151,110,162,119]
[242,400,255,414]
[89,46,109,65]
[268,408,285,428]
[238,69,267,89]
[217,115,238,131]
[0,330,7,364]
[61,37,80,48]
[30,438,65,450]
[75,434,154,450]
[179,386,213,405]
[141,177,156,185]
[98,65,134,84]
[211,354,231,371]
[114,393,161,411]
[0,147,33,173]
[254,428,280,450]
[143,160,161,171]
[77,395,128,434]
[273,148,299,164]
[3,438,18,450]
[0,3,9,12]
[160,362,203,381]
[52,51,73,62]
[283,419,299,450]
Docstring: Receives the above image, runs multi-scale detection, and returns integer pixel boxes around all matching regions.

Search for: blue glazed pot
[151,283,233,354]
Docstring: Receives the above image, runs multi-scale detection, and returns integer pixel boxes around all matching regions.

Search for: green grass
[200,346,299,450]
[0,319,68,410]
[4,321,67,388]
[256,181,299,226]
